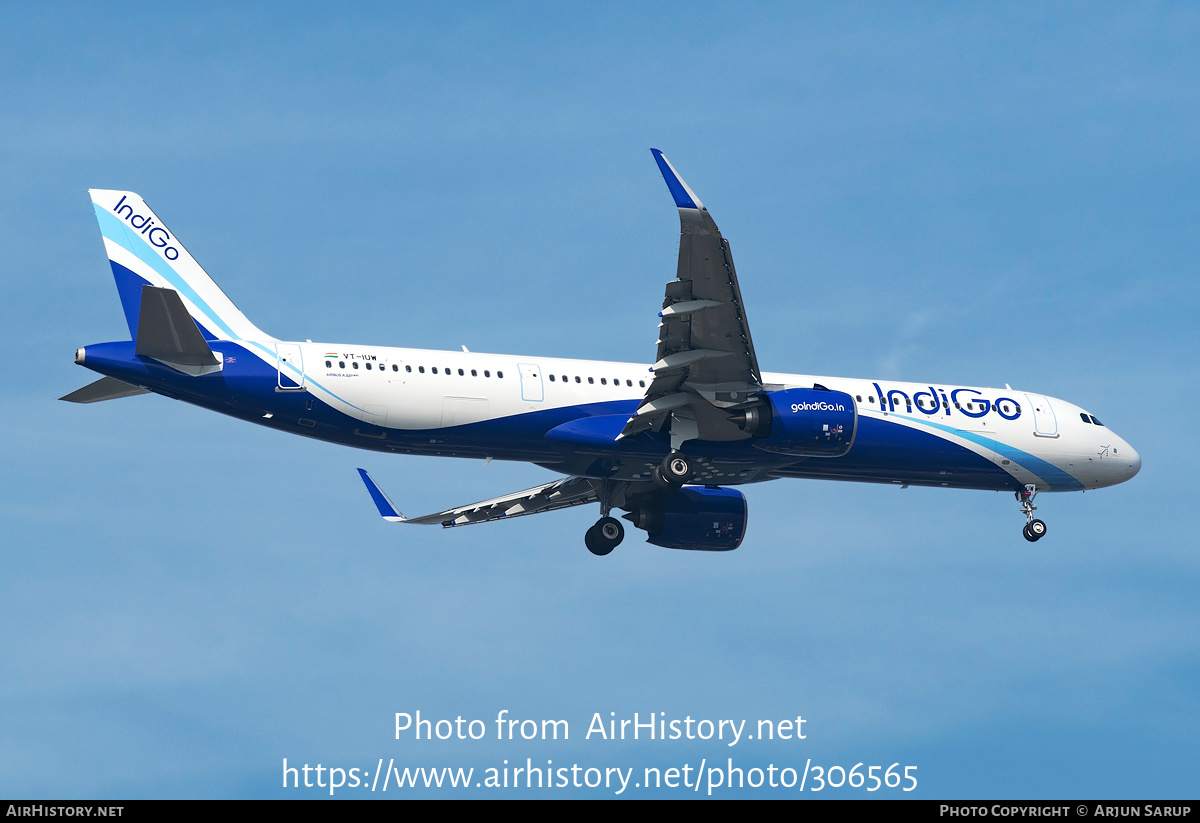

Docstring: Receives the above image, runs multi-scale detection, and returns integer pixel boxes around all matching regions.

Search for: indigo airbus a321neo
[65,150,1140,555]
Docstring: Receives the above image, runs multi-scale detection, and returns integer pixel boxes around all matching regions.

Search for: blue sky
[2,2,1197,798]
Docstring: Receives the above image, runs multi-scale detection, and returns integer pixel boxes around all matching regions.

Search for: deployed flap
[358,469,600,528]
[135,285,222,376]
[620,150,764,444]
[60,376,149,404]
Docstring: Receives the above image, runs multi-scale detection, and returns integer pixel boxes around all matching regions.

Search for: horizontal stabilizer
[59,376,149,404]
[135,285,222,376]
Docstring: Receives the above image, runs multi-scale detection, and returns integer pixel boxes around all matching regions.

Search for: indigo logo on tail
[113,194,181,261]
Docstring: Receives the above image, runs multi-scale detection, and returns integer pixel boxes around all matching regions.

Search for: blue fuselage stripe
[899,416,1084,491]
[77,341,1079,493]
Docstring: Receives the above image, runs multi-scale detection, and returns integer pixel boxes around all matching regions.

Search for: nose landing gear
[1022,519,1047,542]
[1017,485,1047,542]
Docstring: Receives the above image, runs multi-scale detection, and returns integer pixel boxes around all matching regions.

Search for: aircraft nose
[1125,445,1142,481]
[1110,435,1141,483]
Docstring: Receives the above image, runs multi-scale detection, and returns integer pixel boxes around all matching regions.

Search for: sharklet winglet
[651,148,704,211]
[357,468,407,522]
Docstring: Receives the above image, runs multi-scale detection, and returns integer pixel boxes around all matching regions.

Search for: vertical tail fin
[89,189,272,342]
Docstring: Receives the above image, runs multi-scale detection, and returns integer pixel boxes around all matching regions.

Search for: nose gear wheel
[1017,485,1047,542]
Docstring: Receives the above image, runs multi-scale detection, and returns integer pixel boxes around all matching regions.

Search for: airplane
[64,150,1141,555]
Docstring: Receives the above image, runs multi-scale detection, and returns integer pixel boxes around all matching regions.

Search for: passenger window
[405,365,410,372]
[639,380,645,387]
[600,378,607,385]
[339,361,345,369]
[458,368,464,376]
[325,360,331,368]
[353,362,359,370]
[626,379,632,387]
[549,374,555,381]
[497,371,504,378]
[484,370,490,377]
[575,376,581,383]
[366,362,372,370]
[588,377,594,384]
[419,366,425,373]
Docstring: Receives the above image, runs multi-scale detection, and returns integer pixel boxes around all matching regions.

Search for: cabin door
[1024,393,1058,437]
[276,343,305,391]
[518,363,544,402]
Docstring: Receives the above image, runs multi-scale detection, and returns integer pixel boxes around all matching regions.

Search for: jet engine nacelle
[624,486,748,551]
[737,387,858,457]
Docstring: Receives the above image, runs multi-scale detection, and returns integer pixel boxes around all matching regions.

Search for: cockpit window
[1089,415,1104,427]
[1080,413,1091,424]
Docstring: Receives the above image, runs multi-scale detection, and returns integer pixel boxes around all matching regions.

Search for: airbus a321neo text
[64,150,1140,555]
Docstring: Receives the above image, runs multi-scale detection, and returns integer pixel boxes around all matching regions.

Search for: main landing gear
[1017,484,1048,542]
[585,517,624,556]
[653,451,693,489]
[586,480,626,556]
[586,452,692,555]
[583,452,696,555]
